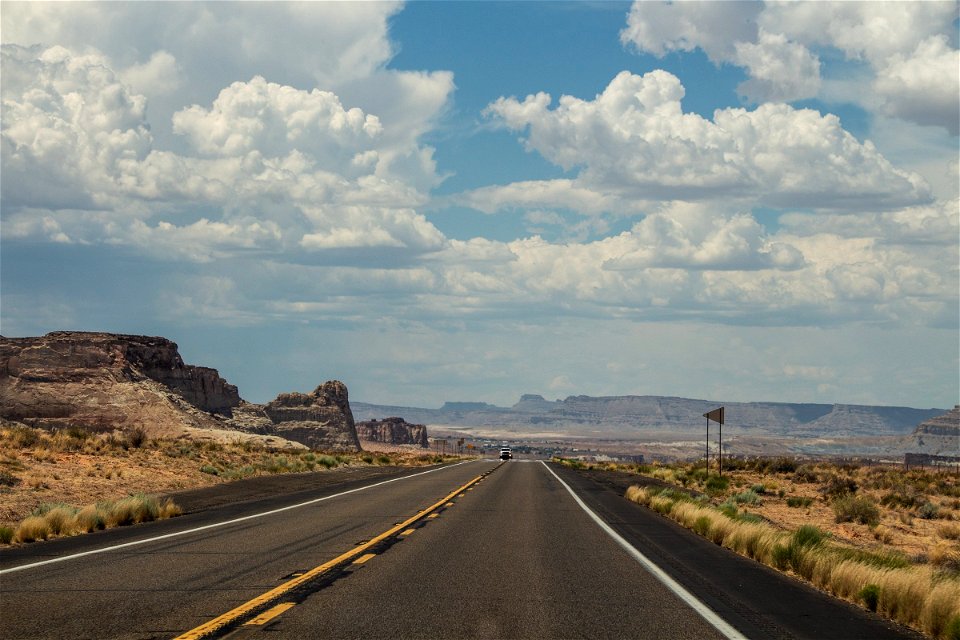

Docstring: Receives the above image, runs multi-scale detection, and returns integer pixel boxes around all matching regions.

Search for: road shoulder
[549,462,925,640]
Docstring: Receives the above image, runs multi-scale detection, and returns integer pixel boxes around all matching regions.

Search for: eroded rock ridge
[356,417,428,447]
[0,332,361,451]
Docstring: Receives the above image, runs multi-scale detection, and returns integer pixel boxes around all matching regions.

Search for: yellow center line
[174,471,486,640]
[243,603,296,626]
[428,513,440,519]
[400,529,416,536]
[352,553,376,565]
[444,502,454,507]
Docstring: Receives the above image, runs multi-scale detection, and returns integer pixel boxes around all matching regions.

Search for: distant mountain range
[353,394,951,438]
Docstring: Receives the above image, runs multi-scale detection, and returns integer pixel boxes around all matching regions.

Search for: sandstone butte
[355,417,429,448]
[0,331,389,452]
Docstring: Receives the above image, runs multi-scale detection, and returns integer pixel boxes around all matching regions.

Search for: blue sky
[2,2,958,409]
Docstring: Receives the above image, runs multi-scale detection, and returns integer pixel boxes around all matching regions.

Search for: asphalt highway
[0,459,925,639]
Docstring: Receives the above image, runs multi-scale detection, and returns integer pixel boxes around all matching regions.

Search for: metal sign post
[703,407,725,477]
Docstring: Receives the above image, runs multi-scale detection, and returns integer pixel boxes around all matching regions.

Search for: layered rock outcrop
[0,332,239,435]
[356,417,428,448]
[0,332,361,452]
[260,381,360,451]
[913,406,960,437]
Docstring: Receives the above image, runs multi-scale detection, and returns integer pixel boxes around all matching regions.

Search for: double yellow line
[175,471,488,639]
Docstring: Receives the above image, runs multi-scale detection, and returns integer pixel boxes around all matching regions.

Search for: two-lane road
[0,460,922,639]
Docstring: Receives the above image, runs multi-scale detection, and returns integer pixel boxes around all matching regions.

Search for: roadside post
[703,407,724,476]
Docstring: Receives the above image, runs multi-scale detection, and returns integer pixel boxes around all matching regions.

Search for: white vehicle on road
[499,446,512,460]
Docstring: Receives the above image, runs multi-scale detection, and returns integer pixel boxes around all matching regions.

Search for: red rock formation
[0,332,239,435]
[257,381,360,451]
[356,417,429,448]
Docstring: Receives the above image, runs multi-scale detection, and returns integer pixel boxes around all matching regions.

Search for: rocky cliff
[913,406,960,437]
[0,332,362,452]
[225,382,360,452]
[259,381,361,451]
[902,406,960,457]
[356,417,428,448]
[0,332,239,435]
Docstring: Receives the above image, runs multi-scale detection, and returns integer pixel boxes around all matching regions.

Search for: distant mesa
[439,401,504,412]
[0,331,362,452]
[353,393,949,443]
[356,417,429,448]
[512,394,559,412]
[913,405,960,437]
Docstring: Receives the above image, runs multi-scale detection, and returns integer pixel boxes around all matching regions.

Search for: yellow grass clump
[626,483,960,639]
[12,494,182,544]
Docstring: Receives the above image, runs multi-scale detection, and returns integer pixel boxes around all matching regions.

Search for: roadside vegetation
[0,423,458,546]
[556,456,960,640]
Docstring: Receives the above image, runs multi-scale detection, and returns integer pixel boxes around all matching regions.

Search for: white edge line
[540,461,748,640]
[0,460,475,575]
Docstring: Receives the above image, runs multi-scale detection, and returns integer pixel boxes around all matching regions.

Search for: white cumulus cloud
[622,1,959,132]
[1,45,448,262]
[485,70,929,210]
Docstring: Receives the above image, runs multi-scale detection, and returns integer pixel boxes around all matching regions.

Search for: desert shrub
[881,488,925,509]
[821,474,858,497]
[787,496,814,508]
[44,505,78,535]
[833,495,880,526]
[772,543,793,570]
[918,502,940,520]
[733,490,761,505]
[376,455,391,465]
[859,583,881,612]
[760,457,798,474]
[107,494,160,527]
[0,526,13,544]
[202,440,223,453]
[124,427,148,449]
[928,542,960,571]
[793,465,818,483]
[74,505,106,532]
[692,515,712,536]
[718,501,738,519]
[222,465,256,481]
[317,455,337,468]
[15,516,50,542]
[159,498,182,519]
[938,522,960,540]
[705,475,730,495]
[873,525,895,544]
[0,470,21,487]
[199,465,219,475]
[6,424,41,448]
[64,426,89,440]
[834,546,910,570]
[361,454,374,464]
[794,524,827,548]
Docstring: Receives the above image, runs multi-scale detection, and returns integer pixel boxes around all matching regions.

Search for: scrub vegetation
[0,422,457,546]
[557,456,960,639]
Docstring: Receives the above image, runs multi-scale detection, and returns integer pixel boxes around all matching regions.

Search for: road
[0,460,923,639]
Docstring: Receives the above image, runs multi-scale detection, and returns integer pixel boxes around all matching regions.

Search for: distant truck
[499,446,512,460]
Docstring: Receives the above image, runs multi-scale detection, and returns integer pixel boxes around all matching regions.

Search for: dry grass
[580,456,960,639]
[11,494,184,543]
[0,423,460,544]
[624,483,960,638]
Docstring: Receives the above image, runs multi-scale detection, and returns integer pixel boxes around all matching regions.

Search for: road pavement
[0,459,924,639]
